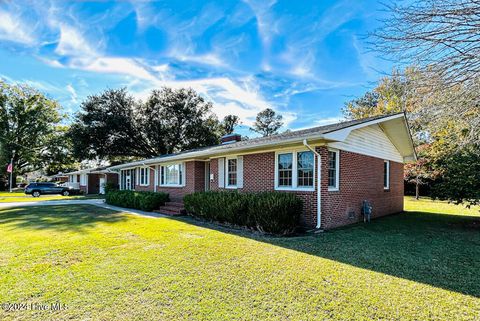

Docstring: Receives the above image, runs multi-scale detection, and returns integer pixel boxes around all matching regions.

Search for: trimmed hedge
[106,190,169,212]
[183,191,303,235]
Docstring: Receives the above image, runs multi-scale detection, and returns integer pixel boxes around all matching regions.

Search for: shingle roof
[109,112,405,169]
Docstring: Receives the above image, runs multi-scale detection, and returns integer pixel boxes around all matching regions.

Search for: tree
[221,115,240,135]
[431,147,480,207]
[0,80,63,189]
[250,108,283,137]
[373,0,480,87]
[69,88,148,161]
[43,125,78,176]
[70,87,221,160]
[139,87,220,154]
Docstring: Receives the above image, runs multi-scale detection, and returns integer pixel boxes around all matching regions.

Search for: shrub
[247,192,303,235]
[184,191,302,235]
[106,190,169,211]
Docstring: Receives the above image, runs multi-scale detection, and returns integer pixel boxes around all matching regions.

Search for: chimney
[220,133,242,145]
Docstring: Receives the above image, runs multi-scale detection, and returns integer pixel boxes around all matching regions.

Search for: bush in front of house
[183,191,302,235]
[106,190,169,211]
[183,191,250,226]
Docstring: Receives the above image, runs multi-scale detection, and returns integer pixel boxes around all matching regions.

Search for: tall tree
[139,87,220,154]
[221,115,240,135]
[0,81,63,189]
[250,108,283,137]
[70,87,221,160]
[69,88,151,160]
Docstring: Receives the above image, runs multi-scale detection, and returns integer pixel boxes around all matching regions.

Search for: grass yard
[0,192,104,202]
[0,198,479,320]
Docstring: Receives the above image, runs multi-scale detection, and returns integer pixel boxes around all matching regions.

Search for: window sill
[384,188,390,192]
[225,185,238,189]
[275,187,315,192]
[159,184,184,188]
[328,187,339,192]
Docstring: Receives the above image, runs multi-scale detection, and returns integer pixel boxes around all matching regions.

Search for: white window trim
[225,156,238,189]
[159,162,185,187]
[327,148,340,192]
[384,160,390,190]
[139,167,150,186]
[274,149,315,192]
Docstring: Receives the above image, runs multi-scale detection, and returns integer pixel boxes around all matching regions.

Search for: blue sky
[0,0,391,134]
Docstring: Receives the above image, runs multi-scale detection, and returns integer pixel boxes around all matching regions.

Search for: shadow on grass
[174,210,480,298]
[0,205,127,232]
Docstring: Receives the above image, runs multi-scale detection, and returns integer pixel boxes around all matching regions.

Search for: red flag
[6,163,12,173]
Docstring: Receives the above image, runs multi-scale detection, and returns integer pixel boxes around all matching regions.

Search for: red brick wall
[132,162,206,202]
[210,149,403,229]
[106,173,119,188]
[317,147,404,229]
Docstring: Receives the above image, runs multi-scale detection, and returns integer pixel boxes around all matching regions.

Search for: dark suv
[24,182,81,197]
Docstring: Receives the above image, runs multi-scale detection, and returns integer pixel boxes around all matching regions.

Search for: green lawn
[0,192,104,202]
[0,198,479,320]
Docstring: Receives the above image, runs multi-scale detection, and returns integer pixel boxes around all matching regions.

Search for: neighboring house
[64,167,118,194]
[49,173,68,183]
[108,113,416,229]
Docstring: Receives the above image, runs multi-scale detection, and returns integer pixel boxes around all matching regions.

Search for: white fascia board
[322,113,405,142]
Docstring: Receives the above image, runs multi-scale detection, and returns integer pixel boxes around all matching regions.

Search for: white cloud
[0,10,34,44]
[55,24,97,57]
[73,57,158,82]
[66,84,78,104]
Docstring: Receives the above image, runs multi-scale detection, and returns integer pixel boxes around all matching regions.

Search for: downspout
[303,139,325,229]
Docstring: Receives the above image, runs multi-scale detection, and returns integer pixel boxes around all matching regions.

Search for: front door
[99,177,106,194]
[126,175,131,190]
[205,162,210,191]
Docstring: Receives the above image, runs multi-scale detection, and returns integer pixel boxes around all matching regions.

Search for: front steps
[154,201,185,216]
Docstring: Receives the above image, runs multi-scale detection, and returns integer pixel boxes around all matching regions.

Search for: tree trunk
[415,181,420,200]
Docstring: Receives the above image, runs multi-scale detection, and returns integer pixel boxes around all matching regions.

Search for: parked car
[24,182,81,197]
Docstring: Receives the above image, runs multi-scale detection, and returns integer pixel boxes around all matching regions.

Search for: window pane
[278,153,293,187]
[328,151,337,188]
[161,164,182,185]
[227,159,237,186]
[297,151,314,187]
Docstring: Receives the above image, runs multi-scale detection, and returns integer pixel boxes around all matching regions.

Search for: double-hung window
[226,158,237,187]
[328,149,339,191]
[278,153,293,187]
[384,160,390,190]
[297,151,314,187]
[276,150,314,190]
[160,163,184,186]
[139,167,149,186]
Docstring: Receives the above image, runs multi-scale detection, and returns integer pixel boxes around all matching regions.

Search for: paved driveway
[0,199,166,219]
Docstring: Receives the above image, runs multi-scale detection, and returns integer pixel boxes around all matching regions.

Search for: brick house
[64,167,118,195]
[108,113,415,229]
